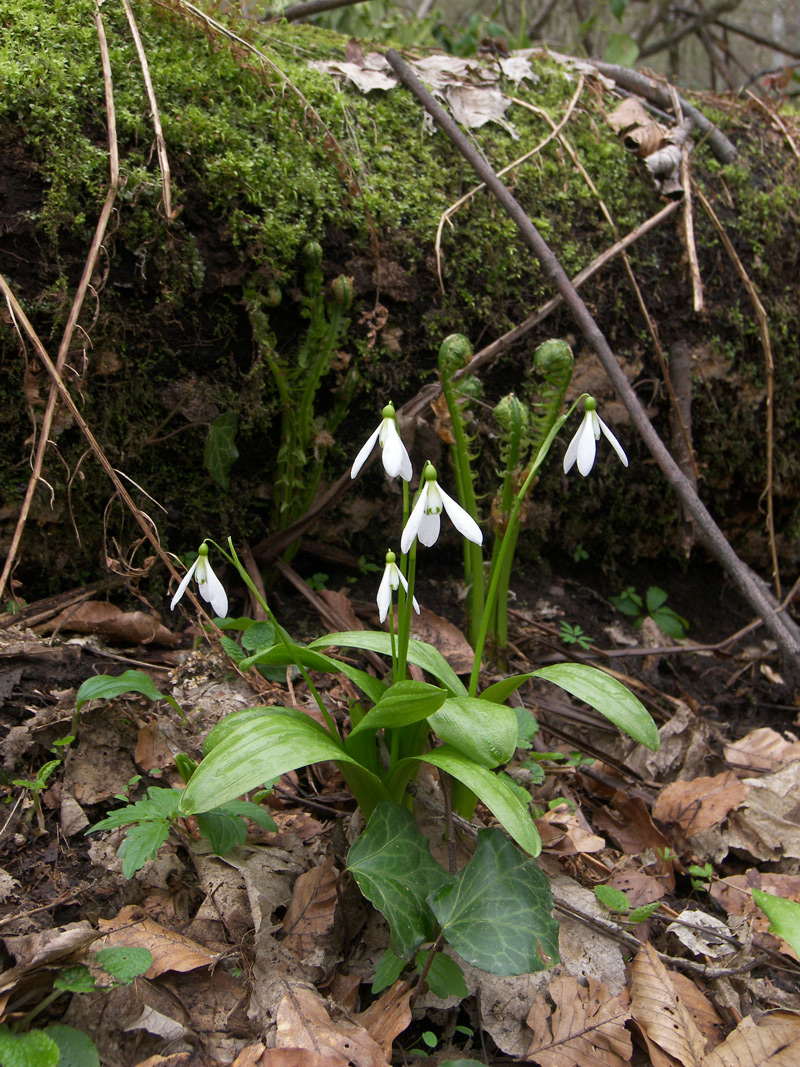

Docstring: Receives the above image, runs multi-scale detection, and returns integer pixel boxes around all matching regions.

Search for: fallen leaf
[276,985,389,1067]
[525,974,632,1066]
[724,728,800,773]
[283,863,340,967]
[410,608,474,673]
[703,1010,800,1066]
[355,980,413,1058]
[606,96,651,132]
[726,763,800,861]
[666,909,739,959]
[538,804,606,855]
[125,1004,188,1041]
[652,771,749,837]
[39,600,177,645]
[97,905,220,977]
[629,943,705,1066]
[256,1051,345,1067]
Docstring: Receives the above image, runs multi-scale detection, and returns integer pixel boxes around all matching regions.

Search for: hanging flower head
[401,462,483,553]
[377,550,420,624]
[170,542,228,619]
[563,396,628,477]
[351,402,412,482]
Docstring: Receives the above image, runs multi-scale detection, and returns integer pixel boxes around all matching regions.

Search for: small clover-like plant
[611,585,689,639]
[559,621,592,650]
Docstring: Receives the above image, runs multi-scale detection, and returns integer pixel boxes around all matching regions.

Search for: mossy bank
[2,0,799,598]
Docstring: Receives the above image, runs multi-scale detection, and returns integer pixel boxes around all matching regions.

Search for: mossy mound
[2,0,799,597]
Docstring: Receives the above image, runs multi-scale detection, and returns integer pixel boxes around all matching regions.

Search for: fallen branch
[384,46,800,672]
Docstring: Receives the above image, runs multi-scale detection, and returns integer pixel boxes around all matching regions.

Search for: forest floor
[2,551,800,1066]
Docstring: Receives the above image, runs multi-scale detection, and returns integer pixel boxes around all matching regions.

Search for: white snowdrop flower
[377,550,420,624]
[401,462,483,554]
[351,402,412,482]
[170,542,228,618]
[563,397,629,477]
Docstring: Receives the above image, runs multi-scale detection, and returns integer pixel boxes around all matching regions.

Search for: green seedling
[688,862,715,892]
[610,585,689,639]
[559,621,593,650]
[13,760,60,836]
[594,884,662,925]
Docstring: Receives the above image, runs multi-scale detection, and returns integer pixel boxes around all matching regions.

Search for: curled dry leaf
[355,980,413,1059]
[666,909,739,959]
[652,771,750,838]
[276,985,390,1067]
[630,943,705,1067]
[39,600,178,646]
[724,727,800,773]
[525,974,632,1067]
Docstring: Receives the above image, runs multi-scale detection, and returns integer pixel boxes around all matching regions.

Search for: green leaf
[609,0,627,19]
[604,31,640,66]
[118,820,171,878]
[347,802,450,960]
[594,885,631,913]
[240,646,386,705]
[197,809,248,854]
[347,681,447,740]
[219,634,246,665]
[410,747,541,857]
[512,705,539,749]
[204,410,239,489]
[53,964,95,993]
[76,669,181,716]
[372,948,405,993]
[201,706,332,757]
[415,949,468,999]
[309,632,468,696]
[95,946,153,983]
[88,787,181,833]
[752,890,800,958]
[430,829,559,976]
[180,711,388,815]
[0,1025,60,1067]
[628,902,662,923]
[532,663,660,751]
[241,621,276,652]
[429,697,518,768]
[44,1025,100,1067]
[651,606,688,639]
[218,799,277,832]
[645,586,669,613]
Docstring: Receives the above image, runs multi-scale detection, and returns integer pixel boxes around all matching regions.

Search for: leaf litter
[2,572,800,1065]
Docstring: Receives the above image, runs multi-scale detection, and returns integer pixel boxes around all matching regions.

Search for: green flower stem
[469,407,577,696]
[219,539,341,741]
[396,540,417,682]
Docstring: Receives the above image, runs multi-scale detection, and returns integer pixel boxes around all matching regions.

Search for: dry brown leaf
[97,905,219,977]
[606,96,651,132]
[283,863,340,964]
[276,985,390,1067]
[525,974,632,1066]
[355,980,413,1058]
[667,972,726,1052]
[538,804,606,855]
[725,728,800,773]
[134,1054,192,1067]
[135,720,175,773]
[652,772,750,837]
[410,608,474,673]
[630,943,706,1067]
[594,791,675,890]
[606,871,666,908]
[703,1010,800,1066]
[0,922,96,995]
[244,1049,345,1067]
[40,600,177,645]
[726,764,800,862]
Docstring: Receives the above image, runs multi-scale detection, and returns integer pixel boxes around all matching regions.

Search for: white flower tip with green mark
[171,544,228,619]
[377,551,420,623]
[351,407,412,482]
[400,473,483,553]
[563,398,628,477]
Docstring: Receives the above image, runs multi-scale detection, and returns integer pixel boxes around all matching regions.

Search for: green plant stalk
[469,405,578,696]
[487,399,525,658]
[439,374,483,645]
[396,539,417,681]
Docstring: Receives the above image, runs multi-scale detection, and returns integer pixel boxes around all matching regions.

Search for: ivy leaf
[347,802,450,960]
[429,829,559,976]
[204,410,239,489]
[372,948,405,993]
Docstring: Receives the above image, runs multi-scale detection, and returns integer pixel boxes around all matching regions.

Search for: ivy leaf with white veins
[429,829,559,975]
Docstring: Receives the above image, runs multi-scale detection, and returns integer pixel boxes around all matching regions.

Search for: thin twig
[273,0,370,20]
[384,47,800,671]
[0,2,119,603]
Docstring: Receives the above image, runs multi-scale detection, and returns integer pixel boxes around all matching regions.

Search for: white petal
[198,561,229,618]
[396,570,421,614]
[170,557,198,610]
[439,487,483,545]
[563,425,581,474]
[380,422,409,479]
[401,483,429,554]
[377,566,393,623]
[598,416,629,467]
[416,509,441,547]
[351,424,381,479]
[576,418,597,477]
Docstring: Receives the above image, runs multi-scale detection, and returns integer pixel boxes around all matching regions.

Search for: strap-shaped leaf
[179,712,388,815]
[239,646,386,705]
[429,828,559,975]
[202,706,332,757]
[348,680,447,738]
[309,631,468,695]
[429,697,518,768]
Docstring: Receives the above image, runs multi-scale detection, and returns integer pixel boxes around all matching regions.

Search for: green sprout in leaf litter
[559,621,593,650]
[610,585,689,639]
[12,759,60,836]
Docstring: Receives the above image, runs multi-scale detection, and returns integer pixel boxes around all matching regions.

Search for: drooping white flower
[377,550,420,623]
[170,542,228,618]
[351,402,412,482]
[401,462,483,553]
[563,397,629,477]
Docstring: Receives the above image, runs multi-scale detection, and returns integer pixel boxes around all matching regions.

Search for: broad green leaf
[95,946,153,983]
[218,800,278,832]
[604,31,639,66]
[309,632,468,696]
[429,829,559,976]
[88,787,180,833]
[44,1025,100,1067]
[645,586,669,613]
[76,669,181,715]
[480,675,531,705]
[752,890,800,958]
[239,646,385,705]
[594,885,631,913]
[204,410,239,489]
[118,820,171,878]
[219,634,246,665]
[415,949,468,999]
[609,0,627,19]
[0,1026,60,1067]
[241,621,277,652]
[53,964,94,993]
[347,802,450,960]
[372,948,405,993]
[197,809,248,854]
[532,663,660,751]
[202,706,333,757]
[411,747,541,857]
[180,712,388,815]
[429,697,518,768]
[348,681,447,739]
[651,607,688,639]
